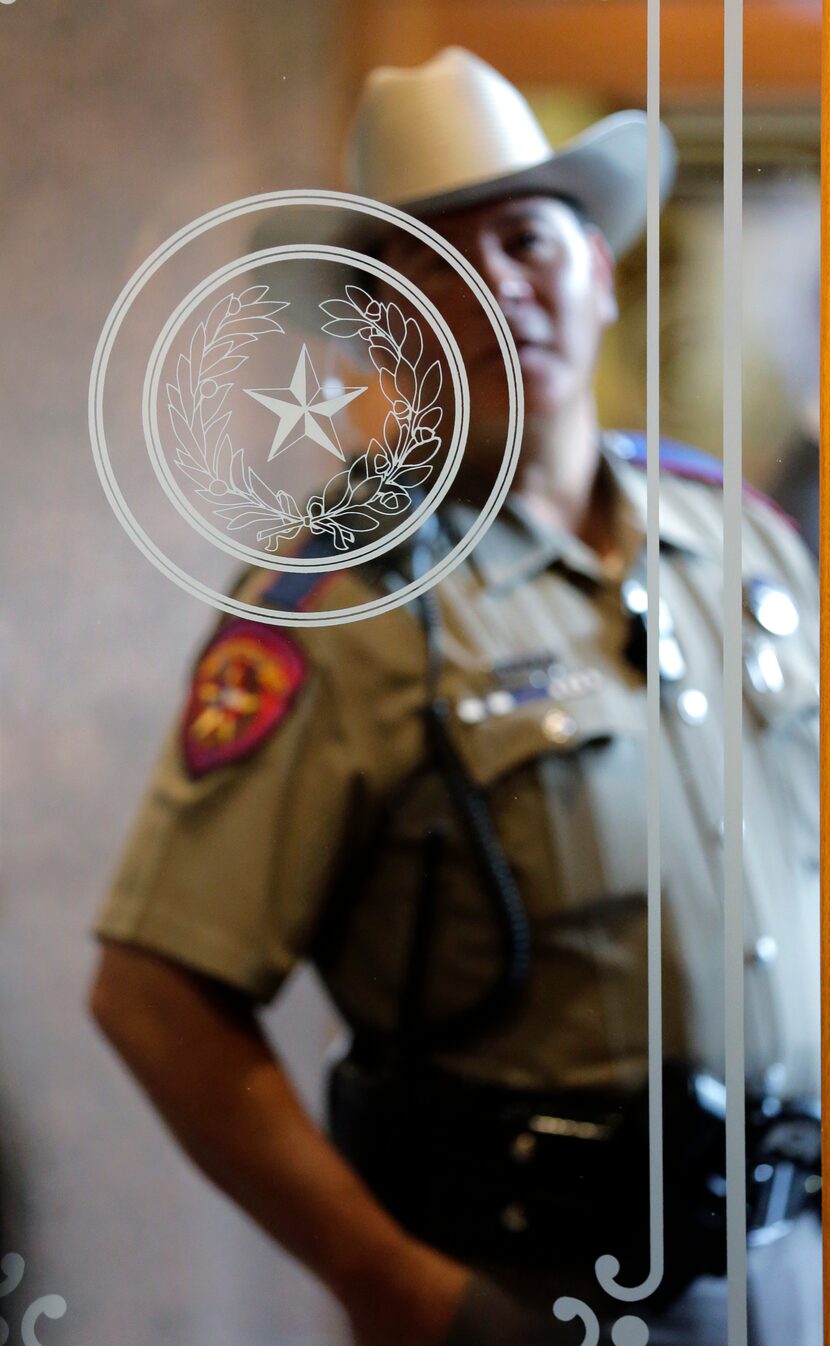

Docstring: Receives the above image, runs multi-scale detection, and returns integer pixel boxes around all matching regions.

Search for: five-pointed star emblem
[245,345,367,462]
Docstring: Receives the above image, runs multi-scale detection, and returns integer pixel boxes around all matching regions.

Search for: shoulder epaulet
[259,534,340,613]
[615,431,799,532]
[615,431,725,485]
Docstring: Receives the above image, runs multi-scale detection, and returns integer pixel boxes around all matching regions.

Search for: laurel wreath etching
[167,284,444,553]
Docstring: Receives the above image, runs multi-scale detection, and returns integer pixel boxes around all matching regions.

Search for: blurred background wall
[0,2,820,1344]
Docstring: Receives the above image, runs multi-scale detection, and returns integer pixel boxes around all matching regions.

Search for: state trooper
[89,48,821,1346]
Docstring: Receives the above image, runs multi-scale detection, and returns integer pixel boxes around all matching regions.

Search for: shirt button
[456,697,486,725]
[746,935,779,966]
[543,709,577,744]
[745,640,785,695]
[764,1062,787,1095]
[716,817,746,842]
[622,579,648,615]
[486,690,515,716]
[659,637,687,682]
[677,689,709,725]
[746,580,800,637]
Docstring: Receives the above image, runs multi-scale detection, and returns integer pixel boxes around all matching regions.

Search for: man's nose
[476,249,534,306]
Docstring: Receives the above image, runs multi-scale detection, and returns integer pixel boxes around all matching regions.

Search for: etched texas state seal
[144,248,470,571]
[91,190,523,625]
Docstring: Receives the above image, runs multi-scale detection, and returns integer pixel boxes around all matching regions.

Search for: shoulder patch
[616,431,799,532]
[182,620,307,777]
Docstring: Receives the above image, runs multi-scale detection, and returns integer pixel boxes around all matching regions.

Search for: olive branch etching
[166,284,289,509]
[168,285,444,554]
[0,1253,66,1346]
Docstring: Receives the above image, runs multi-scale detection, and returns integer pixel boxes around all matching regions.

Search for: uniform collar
[603,435,719,560]
[447,435,715,593]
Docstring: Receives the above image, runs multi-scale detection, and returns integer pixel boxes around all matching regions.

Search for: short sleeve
[94,616,425,1001]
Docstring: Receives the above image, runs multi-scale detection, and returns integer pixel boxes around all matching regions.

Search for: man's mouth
[512,319,557,348]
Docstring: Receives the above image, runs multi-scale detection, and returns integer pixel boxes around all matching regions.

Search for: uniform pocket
[448,686,641,789]
[447,684,649,912]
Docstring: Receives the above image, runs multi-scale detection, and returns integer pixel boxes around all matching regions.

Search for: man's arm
[88,941,469,1346]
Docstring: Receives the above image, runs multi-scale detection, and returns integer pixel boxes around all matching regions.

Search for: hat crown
[346,47,553,206]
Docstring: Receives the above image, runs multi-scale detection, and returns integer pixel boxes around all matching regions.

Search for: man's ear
[587,226,618,326]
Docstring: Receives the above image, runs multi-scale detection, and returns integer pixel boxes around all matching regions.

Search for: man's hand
[346,1238,471,1346]
[89,944,558,1345]
[347,1249,558,1346]
[89,943,469,1343]
[412,1270,558,1346]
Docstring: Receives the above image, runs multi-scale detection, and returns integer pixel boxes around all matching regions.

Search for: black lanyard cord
[396,578,532,1052]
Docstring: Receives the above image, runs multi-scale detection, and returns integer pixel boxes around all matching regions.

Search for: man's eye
[509,229,551,257]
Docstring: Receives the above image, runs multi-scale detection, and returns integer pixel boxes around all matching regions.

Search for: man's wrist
[326,1223,411,1305]
[337,1233,469,1344]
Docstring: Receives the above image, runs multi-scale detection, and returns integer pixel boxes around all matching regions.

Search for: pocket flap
[449,685,643,788]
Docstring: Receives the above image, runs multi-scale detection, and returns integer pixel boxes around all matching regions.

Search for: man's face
[381,194,618,426]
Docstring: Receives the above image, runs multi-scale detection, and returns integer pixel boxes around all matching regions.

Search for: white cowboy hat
[345,46,677,256]
[246,48,677,332]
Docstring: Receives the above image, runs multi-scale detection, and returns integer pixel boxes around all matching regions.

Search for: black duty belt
[327,1050,821,1305]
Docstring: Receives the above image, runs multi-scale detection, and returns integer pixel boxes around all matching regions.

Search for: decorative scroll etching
[0,1253,66,1346]
[553,1295,649,1345]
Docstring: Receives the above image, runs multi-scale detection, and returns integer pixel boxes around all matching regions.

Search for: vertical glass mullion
[645,0,665,1291]
[820,1,829,1333]
[723,0,748,1342]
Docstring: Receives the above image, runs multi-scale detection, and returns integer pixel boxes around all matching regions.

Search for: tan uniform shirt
[96,438,821,1098]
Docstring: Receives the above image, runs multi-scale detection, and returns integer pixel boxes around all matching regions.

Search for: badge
[182,621,307,776]
[455,661,604,725]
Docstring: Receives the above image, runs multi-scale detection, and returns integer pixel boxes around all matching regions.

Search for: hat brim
[246,111,676,336]
[251,111,675,258]
[395,110,677,258]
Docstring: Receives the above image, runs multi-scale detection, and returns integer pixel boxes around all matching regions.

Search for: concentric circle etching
[89,189,524,627]
[143,246,469,571]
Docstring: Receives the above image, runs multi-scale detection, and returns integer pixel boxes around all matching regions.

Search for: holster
[328,1049,821,1306]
